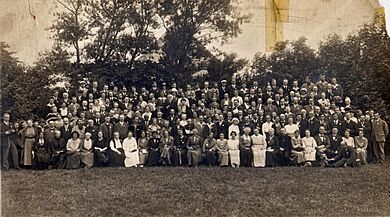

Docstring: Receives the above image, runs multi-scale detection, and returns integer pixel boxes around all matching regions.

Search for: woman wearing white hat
[228,118,240,138]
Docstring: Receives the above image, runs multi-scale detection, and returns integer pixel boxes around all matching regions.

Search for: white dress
[251,134,267,167]
[123,137,140,167]
[302,137,317,161]
[228,139,240,166]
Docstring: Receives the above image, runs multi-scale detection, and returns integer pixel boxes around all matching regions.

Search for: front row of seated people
[31,126,368,169]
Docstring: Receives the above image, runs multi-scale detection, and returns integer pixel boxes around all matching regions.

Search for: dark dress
[49,137,67,169]
[94,138,108,167]
[107,139,125,167]
[266,135,281,167]
[146,138,161,166]
[239,135,253,167]
[33,138,50,170]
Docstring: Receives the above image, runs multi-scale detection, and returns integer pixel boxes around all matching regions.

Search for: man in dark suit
[278,128,292,166]
[129,116,145,139]
[1,113,15,170]
[186,129,203,167]
[314,126,331,165]
[371,113,389,163]
[214,114,229,139]
[172,129,188,166]
[326,127,343,159]
[114,115,129,140]
[59,117,72,141]
[328,112,343,135]
[307,111,320,137]
[341,112,358,136]
[99,116,114,142]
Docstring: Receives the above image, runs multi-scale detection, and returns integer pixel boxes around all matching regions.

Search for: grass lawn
[2,162,390,217]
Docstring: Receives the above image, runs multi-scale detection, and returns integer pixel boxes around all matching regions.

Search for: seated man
[186,129,203,167]
[172,129,188,166]
[325,141,357,167]
[326,127,342,159]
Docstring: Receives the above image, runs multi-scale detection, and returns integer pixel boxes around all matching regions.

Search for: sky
[379,0,390,35]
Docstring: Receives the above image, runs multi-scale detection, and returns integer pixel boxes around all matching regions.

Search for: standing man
[1,113,14,170]
[371,112,389,164]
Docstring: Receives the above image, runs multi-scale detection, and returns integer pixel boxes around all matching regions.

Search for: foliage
[251,24,390,116]
[0,43,55,120]
[157,0,251,81]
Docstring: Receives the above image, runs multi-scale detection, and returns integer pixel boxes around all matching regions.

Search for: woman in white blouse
[228,131,240,167]
[228,118,240,138]
[108,131,125,167]
[302,129,317,166]
[285,117,299,137]
[80,132,94,168]
[123,132,140,167]
[251,128,267,167]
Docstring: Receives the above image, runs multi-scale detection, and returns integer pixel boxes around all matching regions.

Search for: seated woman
[302,130,317,167]
[354,129,368,165]
[290,130,306,166]
[50,130,67,169]
[146,131,161,166]
[107,131,125,167]
[160,130,174,165]
[216,133,229,167]
[251,128,267,168]
[138,131,149,167]
[93,131,108,167]
[203,132,217,166]
[65,131,81,169]
[32,132,50,170]
[266,128,281,167]
[123,131,140,167]
[240,127,253,167]
[228,131,240,168]
[80,132,94,168]
[342,129,355,149]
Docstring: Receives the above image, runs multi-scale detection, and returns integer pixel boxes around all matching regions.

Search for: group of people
[1,75,389,170]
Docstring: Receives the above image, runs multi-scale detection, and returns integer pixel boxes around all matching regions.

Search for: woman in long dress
[138,131,149,167]
[228,131,240,168]
[354,129,368,164]
[290,130,306,166]
[240,127,253,167]
[251,128,267,167]
[65,131,81,169]
[80,132,94,168]
[123,132,140,167]
[108,131,125,167]
[216,133,229,167]
[21,119,37,168]
[302,129,317,166]
[93,131,108,167]
[32,132,50,170]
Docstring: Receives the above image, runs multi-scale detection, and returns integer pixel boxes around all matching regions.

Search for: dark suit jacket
[314,134,331,148]
[342,120,358,136]
[0,121,13,146]
[371,119,389,142]
[266,135,280,149]
[114,122,129,140]
[59,125,72,141]
[328,135,342,151]
[99,123,114,142]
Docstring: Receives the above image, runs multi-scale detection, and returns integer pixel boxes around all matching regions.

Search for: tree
[50,0,90,67]
[0,42,54,120]
[207,52,248,82]
[157,0,250,80]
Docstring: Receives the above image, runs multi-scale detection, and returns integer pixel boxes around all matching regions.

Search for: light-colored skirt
[80,151,94,168]
[252,145,266,167]
[218,151,229,166]
[356,149,367,163]
[23,138,35,166]
[125,150,140,167]
[304,149,316,161]
[229,149,240,166]
[139,149,148,165]
[291,150,305,164]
